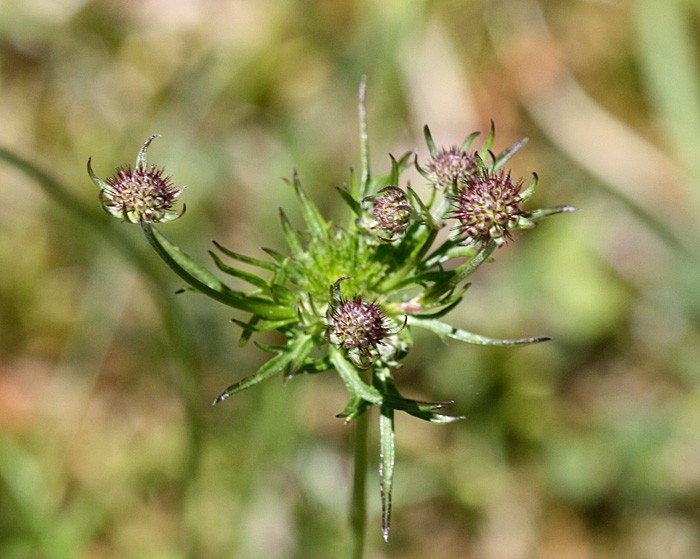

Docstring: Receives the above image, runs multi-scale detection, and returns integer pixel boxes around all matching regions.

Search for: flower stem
[349,410,369,559]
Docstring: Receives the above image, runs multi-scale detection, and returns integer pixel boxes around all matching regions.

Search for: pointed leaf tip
[212,392,229,405]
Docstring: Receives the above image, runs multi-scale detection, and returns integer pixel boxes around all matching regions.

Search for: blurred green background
[1,0,700,557]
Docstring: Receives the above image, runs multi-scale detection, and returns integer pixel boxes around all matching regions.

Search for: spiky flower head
[88,135,185,224]
[325,278,395,367]
[425,146,478,190]
[361,186,413,241]
[452,168,525,246]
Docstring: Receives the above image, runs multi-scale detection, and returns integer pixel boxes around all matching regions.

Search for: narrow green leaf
[142,223,295,320]
[261,247,287,264]
[494,137,528,171]
[287,168,328,241]
[212,334,313,404]
[379,405,395,542]
[231,316,296,333]
[329,347,384,405]
[406,316,550,346]
[212,349,293,405]
[279,208,305,259]
[293,356,332,376]
[212,240,277,271]
[375,366,463,423]
[524,205,578,223]
[336,393,371,421]
[442,239,497,288]
[337,186,362,217]
[209,250,268,289]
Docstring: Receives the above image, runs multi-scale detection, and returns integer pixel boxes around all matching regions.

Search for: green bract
[88,88,574,542]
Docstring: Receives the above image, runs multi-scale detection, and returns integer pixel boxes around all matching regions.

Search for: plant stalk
[349,410,369,559]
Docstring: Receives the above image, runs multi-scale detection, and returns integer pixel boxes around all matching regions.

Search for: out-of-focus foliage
[1,0,699,557]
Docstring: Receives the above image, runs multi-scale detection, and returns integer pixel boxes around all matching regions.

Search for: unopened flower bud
[425,146,477,190]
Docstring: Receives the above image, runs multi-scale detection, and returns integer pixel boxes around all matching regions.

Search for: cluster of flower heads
[358,126,537,250]
[88,127,542,370]
[87,116,571,542]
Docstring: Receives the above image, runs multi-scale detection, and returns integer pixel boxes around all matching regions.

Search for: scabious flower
[325,277,401,368]
[327,296,390,365]
[424,145,478,190]
[452,168,526,246]
[360,186,413,242]
[87,135,185,224]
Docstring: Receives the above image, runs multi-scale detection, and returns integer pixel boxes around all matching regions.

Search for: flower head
[452,168,525,246]
[325,278,396,367]
[88,135,185,224]
[361,186,413,242]
[424,146,477,190]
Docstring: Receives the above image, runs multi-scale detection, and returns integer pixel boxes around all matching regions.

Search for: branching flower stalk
[88,83,574,550]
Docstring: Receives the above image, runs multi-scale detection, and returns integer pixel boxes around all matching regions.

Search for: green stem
[349,410,369,559]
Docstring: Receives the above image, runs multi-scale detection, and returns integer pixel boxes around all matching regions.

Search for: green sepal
[330,347,459,415]
[518,172,538,202]
[386,151,414,186]
[375,224,438,292]
[460,130,481,152]
[423,125,438,159]
[493,137,528,171]
[434,240,497,291]
[406,316,550,346]
[135,134,159,169]
[212,334,314,405]
[87,158,112,191]
[269,284,297,305]
[479,120,496,155]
